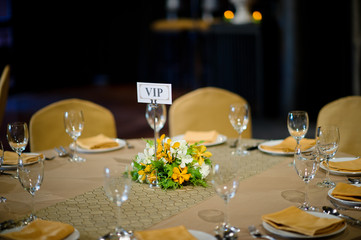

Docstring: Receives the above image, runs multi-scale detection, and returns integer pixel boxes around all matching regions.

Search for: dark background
[0,0,358,143]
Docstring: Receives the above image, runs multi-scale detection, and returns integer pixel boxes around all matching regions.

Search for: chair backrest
[0,65,10,128]
[316,96,361,156]
[29,98,117,152]
[169,87,252,138]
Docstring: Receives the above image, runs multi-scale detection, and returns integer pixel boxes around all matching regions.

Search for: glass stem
[224,198,230,226]
[236,133,242,152]
[325,157,331,181]
[304,181,309,207]
[73,139,77,160]
[116,205,123,233]
[30,194,35,220]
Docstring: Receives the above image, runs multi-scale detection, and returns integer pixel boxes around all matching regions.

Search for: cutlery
[230,139,238,148]
[330,199,361,211]
[45,156,55,160]
[54,147,67,157]
[248,225,276,240]
[322,206,361,225]
[348,177,361,184]
[125,140,134,149]
[59,146,73,159]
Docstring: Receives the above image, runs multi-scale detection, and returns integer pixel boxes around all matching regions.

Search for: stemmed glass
[0,141,6,202]
[103,165,133,239]
[7,122,29,176]
[316,126,339,188]
[17,156,44,223]
[287,111,309,148]
[211,155,241,239]
[64,110,86,162]
[145,103,166,140]
[229,103,250,156]
[293,148,319,211]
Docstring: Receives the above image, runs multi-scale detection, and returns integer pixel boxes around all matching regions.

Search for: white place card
[137,82,172,104]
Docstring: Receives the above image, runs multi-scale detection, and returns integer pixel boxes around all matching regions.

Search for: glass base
[317,179,335,188]
[0,196,6,203]
[214,223,240,239]
[100,229,133,240]
[232,149,249,156]
[298,205,319,212]
[69,156,86,163]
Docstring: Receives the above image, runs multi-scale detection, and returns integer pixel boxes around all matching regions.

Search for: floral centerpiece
[131,134,212,189]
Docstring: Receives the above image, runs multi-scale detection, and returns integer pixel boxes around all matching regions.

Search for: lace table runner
[36,140,284,239]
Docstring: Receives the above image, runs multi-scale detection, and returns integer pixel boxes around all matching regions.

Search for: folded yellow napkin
[262,206,345,236]
[77,134,119,150]
[183,130,218,144]
[2,151,44,165]
[332,182,361,202]
[259,136,315,153]
[0,219,74,240]
[327,158,361,172]
[134,225,196,240]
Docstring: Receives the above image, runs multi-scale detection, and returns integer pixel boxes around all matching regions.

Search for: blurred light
[224,10,234,20]
[252,11,262,21]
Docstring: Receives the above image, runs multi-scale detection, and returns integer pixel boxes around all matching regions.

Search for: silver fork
[54,147,67,157]
[59,146,73,159]
[248,225,276,240]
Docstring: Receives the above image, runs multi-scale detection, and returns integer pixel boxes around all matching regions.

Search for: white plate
[262,211,346,238]
[258,140,294,156]
[1,226,80,240]
[69,138,126,153]
[0,153,45,171]
[172,134,227,147]
[189,229,217,240]
[328,183,361,207]
[320,157,361,176]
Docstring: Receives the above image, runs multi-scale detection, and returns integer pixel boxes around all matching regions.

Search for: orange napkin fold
[259,136,315,153]
[2,151,44,165]
[328,158,361,172]
[0,219,74,240]
[332,182,361,202]
[262,206,345,236]
[134,226,196,240]
[77,134,119,150]
[183,130,218,144]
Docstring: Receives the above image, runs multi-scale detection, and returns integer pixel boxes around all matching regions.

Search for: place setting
[0,122,80,239]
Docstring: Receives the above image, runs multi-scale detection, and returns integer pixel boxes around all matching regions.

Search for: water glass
[294,148,319,211]
[211,155,241,238]
[18,157,44,223]
[64,110,86,162]
[103,165,133,239]
[316,126,339,188]
[229,103,249,156]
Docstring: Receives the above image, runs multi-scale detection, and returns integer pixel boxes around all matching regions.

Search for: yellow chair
[169,87,252,138]
[0,65,10,128]
[316,96,361,156]
[29,98,117,152]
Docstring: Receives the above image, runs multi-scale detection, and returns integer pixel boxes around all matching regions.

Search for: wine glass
[229,103,249,156]
[316,126,339,188]
[0,141,6,202]
[145,103,166,140]
[7,122,29,173]
[211,155,241,238]
[17,156,44,223]
[103,165,133,239]
[64,110,86,162]
[293,148,319,211]
[287,111,309,148]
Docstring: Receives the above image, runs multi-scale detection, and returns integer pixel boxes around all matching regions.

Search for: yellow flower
[138,164,153,181]
[172,166,191,184]
[193,145,212,166]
